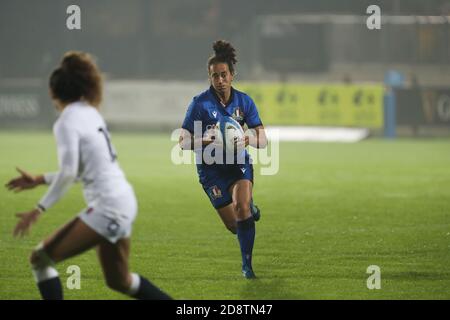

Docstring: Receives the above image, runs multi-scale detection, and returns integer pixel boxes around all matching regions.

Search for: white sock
[32,266,59,283]
[127,273,140,296]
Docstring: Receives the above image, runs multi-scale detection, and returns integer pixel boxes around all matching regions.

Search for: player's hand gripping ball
[215,116,245,154]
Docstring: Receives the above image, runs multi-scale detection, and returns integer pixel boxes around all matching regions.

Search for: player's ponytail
[49,51,103,108]
[208,40,237,75]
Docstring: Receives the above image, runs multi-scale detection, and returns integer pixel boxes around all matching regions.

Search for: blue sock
[37,277,63,300]
[236,216,255,269]
[132,275,172,300]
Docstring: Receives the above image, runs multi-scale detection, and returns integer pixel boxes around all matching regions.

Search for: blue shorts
[197,163,254,209]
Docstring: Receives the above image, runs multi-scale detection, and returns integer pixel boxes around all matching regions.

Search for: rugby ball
[215,116,245,153]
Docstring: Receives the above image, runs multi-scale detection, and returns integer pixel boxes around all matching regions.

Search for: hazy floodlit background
[1,0,450,299]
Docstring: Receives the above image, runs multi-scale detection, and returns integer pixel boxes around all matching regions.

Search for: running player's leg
[231,179,252,221]
[202,176,236,233]
[217,204,237,234]
[30,217,104,299]
[230,179,256,278]
[96,238,171,300]
[201,171,256,278]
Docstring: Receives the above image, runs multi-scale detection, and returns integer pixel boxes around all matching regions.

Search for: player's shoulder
[192,88,211,104]
[189,88,212,111]
[233,87,255,104]
[232,88,257,113]
[55,102,97,130]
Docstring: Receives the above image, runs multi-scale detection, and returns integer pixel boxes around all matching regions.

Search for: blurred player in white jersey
[5,52,171,300]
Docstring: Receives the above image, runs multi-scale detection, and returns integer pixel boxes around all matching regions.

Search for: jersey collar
[209,85,235,109]
[65,101,90,109]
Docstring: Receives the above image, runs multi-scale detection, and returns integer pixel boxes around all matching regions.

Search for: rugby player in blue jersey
[179,40,267,279]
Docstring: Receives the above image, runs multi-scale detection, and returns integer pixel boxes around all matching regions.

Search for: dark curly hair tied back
[207,40,238,75]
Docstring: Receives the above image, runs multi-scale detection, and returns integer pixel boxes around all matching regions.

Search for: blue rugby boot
[250,199,260,222]
[242,264,257,279]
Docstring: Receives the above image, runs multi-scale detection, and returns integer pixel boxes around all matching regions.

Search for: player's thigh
[39,217,104,264]
[96,238,131,288]
[230,179,253,220]
[216,204,237,234]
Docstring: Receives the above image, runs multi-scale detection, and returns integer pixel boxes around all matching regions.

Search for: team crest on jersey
[232,107,245,123]
[208,185,222,200]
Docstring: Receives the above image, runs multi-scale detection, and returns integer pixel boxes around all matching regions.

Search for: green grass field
[0,131,449,299]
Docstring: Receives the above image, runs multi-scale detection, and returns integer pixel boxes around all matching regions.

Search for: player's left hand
[203,124,222,147]
[234,136,249,149]
[13,208,42,238]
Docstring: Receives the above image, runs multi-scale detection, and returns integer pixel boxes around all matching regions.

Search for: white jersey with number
[38,101,137,243]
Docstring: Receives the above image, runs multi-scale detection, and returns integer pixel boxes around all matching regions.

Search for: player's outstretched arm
[5,167,46,193]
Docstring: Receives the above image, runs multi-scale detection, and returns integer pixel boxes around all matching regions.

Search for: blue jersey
[181,86,263,209]
[182,86,263,166]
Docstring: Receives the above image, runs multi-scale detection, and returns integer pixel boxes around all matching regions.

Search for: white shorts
[78,188,138,243]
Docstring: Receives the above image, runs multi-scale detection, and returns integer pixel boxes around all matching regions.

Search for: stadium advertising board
[0,83,54,128]
[236,84,384,128]
[396,88,450,126]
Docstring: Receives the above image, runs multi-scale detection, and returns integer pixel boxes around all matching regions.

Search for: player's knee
[29,250,39,266]
[234,200,250,216]
[29,242,60,283]
[29,242,54,269]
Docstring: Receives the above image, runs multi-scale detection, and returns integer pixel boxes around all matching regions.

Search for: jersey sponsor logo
[208,185,222,200]
[212,111,218,118]
[240,167,247,174]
